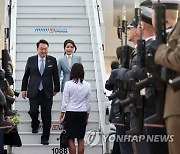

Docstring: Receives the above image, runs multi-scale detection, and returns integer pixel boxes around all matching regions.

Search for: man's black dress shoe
[32,128,38,134]
[41,140,49,145]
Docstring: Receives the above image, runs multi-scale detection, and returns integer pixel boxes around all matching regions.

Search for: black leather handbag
[4,126,22,147]
[60,124,68,148]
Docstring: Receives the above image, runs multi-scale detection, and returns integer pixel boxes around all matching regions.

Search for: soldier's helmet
[151,0,179,10]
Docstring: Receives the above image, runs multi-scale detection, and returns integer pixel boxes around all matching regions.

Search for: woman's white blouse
[61,80,91,113]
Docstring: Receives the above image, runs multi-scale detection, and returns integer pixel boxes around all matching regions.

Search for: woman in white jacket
[60,63,91,154]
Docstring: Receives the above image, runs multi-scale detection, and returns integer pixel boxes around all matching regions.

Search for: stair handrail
[93,0,106,88]
[85,0,107,153]
[9,0,17,88]
[7,0,17,152]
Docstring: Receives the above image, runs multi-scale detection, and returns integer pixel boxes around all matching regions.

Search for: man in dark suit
[21,39,60,145]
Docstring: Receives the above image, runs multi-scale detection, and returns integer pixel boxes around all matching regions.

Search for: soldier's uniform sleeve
[118,52,146,81]
[155,43,180,72]
[155,19,180,72]
[118,67,132,82]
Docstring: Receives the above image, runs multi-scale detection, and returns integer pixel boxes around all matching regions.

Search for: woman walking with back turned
[60,63,91,154]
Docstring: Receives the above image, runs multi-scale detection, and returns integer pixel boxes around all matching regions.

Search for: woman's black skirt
[65,111,87,139]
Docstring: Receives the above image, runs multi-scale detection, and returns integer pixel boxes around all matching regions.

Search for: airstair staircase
[10,0,108,153]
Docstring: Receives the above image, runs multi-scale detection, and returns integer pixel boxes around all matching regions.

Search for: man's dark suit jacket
[105,69,119,122]
[21,55,60,99]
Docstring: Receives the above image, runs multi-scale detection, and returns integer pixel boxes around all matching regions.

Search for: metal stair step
[17,0,85,7]
[17,120,99,132]
[17,6,85,14]
[18,130,103,145]
[15,70,96,81]
[17,109,99,121]
[16,43,92,51]
[14,99,98,111]
[16,26,90,35]
[17,14,86,18]
[15,78,96,90]
[17,18,89,26]
[16,34,91,43]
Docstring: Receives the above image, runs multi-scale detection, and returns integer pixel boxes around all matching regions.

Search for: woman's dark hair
[70,63,84,83]
[64,39,77,55]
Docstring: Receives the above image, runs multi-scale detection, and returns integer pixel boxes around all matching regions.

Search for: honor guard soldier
[152,0,180,154]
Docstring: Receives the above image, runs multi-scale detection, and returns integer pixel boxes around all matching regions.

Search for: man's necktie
[39,59,44,90]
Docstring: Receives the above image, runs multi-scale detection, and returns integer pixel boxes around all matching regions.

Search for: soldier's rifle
[108,5,132,123]
[144,0,166,124]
